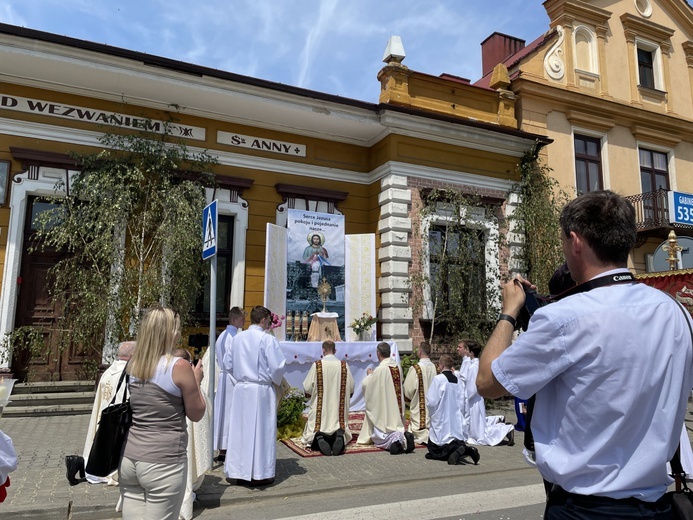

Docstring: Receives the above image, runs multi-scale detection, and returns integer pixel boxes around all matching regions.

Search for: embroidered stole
[413,364,426,427]
[313,360,349,433]
[389,365,403,416]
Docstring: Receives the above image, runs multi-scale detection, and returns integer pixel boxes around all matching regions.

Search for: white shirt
[493,269,693,501]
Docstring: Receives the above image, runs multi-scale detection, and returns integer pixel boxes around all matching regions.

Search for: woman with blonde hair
[119,306,205,520]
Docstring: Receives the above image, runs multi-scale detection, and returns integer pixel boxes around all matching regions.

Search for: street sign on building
[202,200,218,260]
[668,190,693,225]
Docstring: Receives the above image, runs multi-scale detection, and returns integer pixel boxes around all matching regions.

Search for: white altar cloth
[279,341,399,411]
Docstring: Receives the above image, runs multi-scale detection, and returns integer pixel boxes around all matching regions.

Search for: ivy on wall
[511,141,572,294]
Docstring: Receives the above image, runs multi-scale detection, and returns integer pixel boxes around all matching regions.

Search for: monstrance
[317,277,331,312]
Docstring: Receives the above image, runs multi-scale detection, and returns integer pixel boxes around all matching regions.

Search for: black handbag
[85,366,132,477]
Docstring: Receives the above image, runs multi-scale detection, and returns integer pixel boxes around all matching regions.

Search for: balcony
[625,189,693,241]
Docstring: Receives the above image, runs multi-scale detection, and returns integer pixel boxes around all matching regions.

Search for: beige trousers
[119,456,187,520]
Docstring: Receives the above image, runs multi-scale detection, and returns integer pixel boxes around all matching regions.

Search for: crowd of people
[62,190,693,520]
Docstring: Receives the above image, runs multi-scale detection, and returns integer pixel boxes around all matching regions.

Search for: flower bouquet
[267,312,285,335]
[350,312,377,340]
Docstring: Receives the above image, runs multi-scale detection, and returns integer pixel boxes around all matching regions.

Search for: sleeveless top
[123,356,187,464]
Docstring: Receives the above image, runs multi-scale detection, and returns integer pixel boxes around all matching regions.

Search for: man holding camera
[477,190,693,519]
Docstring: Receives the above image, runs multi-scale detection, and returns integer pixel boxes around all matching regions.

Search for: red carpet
[281,412,424,457]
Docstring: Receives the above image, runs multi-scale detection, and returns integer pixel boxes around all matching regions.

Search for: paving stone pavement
[2,399,691,519]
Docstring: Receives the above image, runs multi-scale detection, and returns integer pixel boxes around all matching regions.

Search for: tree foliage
[32,125,217,362]
[511,142,572,294]
[408,188,500,346]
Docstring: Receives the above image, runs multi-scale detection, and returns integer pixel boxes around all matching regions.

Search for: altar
[279,341,399,411]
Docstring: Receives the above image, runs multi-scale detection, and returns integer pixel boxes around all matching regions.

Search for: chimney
[480,32,525,78]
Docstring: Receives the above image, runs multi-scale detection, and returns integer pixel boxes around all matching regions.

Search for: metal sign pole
[208,255,217,469]
[202,199,218,470]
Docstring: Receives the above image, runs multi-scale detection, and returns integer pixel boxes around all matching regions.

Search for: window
[640,148,669,193]
[428,225,486,319]
[639,148,669,224]
[196,215,234,317]
[637,47,655,89]
[574,135,603,195]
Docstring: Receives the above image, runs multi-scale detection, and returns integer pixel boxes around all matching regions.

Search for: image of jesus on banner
[303,232,330,287]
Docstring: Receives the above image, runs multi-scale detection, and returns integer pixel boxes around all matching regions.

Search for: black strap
[540,272,637,305]
[108,362,130,407]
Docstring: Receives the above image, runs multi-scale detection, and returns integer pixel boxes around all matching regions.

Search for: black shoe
[404,432,415,453]
[332,434,345,456]
[447,446,467,465]
[316,436,333,456]
[65,455,85,486]
[506,429,515,447]
[249,477,275,487]
[389,441,404,455]
[464,446,480,465]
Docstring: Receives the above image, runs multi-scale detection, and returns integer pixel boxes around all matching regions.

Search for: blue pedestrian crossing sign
[202,200,218,260]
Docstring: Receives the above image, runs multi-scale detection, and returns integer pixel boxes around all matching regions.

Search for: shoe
[316,436,333,456]
[65,455,85,486]
[332,434,345,456]
[216,450,226,463]
[506,429,515,447]
[389,441,404,455]
[249,477,275,486]
[404,432,415,453]
[464,445,481,465]
[447,446,467,465]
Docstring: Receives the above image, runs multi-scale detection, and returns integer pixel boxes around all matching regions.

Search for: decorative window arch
[574,26,598,74]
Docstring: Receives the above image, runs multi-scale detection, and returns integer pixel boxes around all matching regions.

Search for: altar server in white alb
[300,340,354,456]
[223,306,286,486]
[357,342,415,455]
[403,341,437,444]
[81,341,135,485]
[214,306,245,462]
[425,355,479,465]
[461,340,514,446]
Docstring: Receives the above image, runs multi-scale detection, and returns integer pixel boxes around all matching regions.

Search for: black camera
[515,287,552,331]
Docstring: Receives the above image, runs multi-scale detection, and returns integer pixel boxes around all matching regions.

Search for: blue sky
[1,1,550,102]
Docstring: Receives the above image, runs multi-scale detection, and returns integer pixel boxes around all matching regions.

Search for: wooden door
[12,197,96,381]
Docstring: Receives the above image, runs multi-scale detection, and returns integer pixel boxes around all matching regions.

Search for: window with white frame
[639,147,669,225]
[419,198,500,332]
[574,134,603,195]
[636,39,662,90]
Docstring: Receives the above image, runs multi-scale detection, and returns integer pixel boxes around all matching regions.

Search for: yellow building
[0,24,544,380]
[476,0,693,273]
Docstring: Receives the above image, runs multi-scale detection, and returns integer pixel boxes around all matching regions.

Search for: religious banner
[636,268,693,316]
[286,210,345,340]
[344,234,377,342]
[264,224,288,340]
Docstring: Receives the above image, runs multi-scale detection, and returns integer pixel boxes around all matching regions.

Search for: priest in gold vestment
[300,340,354,456]
[357,342,415,455]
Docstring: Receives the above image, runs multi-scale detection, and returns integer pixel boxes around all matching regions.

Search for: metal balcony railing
[624,189,693,239]
[625,189,671,231]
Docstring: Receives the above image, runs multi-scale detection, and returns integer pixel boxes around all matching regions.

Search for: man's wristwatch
[497,313,517,328]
